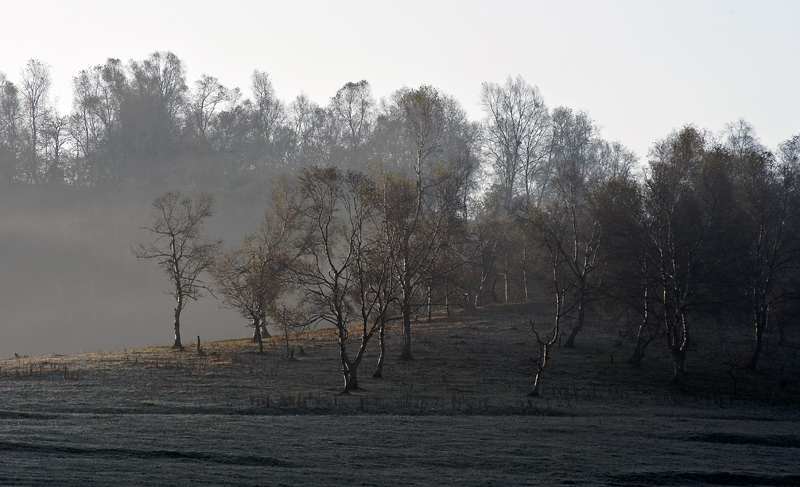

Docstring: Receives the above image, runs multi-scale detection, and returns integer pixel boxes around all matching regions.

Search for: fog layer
[0,183,264,358]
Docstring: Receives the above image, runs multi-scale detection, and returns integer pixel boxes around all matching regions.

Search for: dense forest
[2,51,799,392]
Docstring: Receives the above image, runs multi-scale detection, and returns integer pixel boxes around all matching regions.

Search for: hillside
[3,302,799,412]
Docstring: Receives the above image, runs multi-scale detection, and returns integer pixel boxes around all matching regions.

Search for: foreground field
[2,410,798,486]
[1,304,798,485]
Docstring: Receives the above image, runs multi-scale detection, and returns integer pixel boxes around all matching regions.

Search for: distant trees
[330,80,375,169]
[134,192,221,350]
[69,60,124,184]
[2,52,799,393]
[778,134,800,169]
[0,72,21,180]
[19,59,53,184]
[187,74,230,144]
[481,76,551,209]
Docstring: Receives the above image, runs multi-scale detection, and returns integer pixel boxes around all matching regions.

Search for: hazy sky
[1,0,798,160]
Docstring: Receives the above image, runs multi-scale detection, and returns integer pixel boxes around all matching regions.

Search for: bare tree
[287,93,328,168]
[213,236,282,353]
[521,197,585,395]
[481,76,551,209]
[134,192,221,349]
[213,183,302,353]
[20,59,52,184]
[0,73,21,180]
[119,52,188,180]
[290,167,369,391]
[41,114,68,183]
[528,259,566,397]
[271,303,317,360]
[592,176,657,366]
[251,69,285,143]
[330,80,374,169]
[128,51,187,122]
[69,60,126,184]
[730,150,800,371]
[778,133,800,170]
[643,127,732,388]
[723,118,764,158]
[523,158,603,348]
[396,85,445,191]
[187,74,229,143]
[385,86,448,360]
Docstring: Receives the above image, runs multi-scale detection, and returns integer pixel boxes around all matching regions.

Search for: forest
[2,51,800,394]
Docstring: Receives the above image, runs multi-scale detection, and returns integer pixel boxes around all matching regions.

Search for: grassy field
[1,303,798,485]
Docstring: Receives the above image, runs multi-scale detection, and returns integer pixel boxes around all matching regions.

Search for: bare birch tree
[134,191,221,349]
[481,76,551,209]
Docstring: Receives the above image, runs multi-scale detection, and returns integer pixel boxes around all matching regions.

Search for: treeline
[200,124,800,394]
[4,51,800,393]
[0,51,638,190]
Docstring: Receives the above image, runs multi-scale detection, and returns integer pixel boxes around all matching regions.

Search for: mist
[0,51,797,365]
[0,183,266,358]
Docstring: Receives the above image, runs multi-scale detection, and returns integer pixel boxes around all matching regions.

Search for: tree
[271,303,317,360]
[213,236,281,354]
[0,73,21,180]
[481,76,551,209]
[68,59,126,184]
[112,52,189,181]
[592,175,657,366]
[286,93,329,168]
[128,51,187,123]
[723,118,764,158]
[373,88,480,361]
[642,127,733,388]
[187,74,229,144]
[345,170,401,383]
[778,133,800,169]
[383,86,449,360]
[70,67,109,184]
[522,190,596,395]
[134,192,221,349]
[250,69,285,170]
[330,80,374,169]
[41,113,68,183]
[20,59,52,184]
[522,156,603,348]
[213,182,302,353]
[465,190,508,307]
[730,149,800,371]
[528,253,567,397]
[396,86,445,187]
[290,166,380,391]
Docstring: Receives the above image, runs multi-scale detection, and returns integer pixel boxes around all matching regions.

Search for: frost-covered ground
[1,305,798,486]
[1,408,798,486]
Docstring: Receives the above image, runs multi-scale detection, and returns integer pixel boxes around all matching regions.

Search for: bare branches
[134,191,221,349]
[481,76,551,208]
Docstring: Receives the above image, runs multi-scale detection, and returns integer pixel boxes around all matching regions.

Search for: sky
[1,0,798,160]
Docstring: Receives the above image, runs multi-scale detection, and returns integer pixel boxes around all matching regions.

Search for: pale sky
[1,0,798,160]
